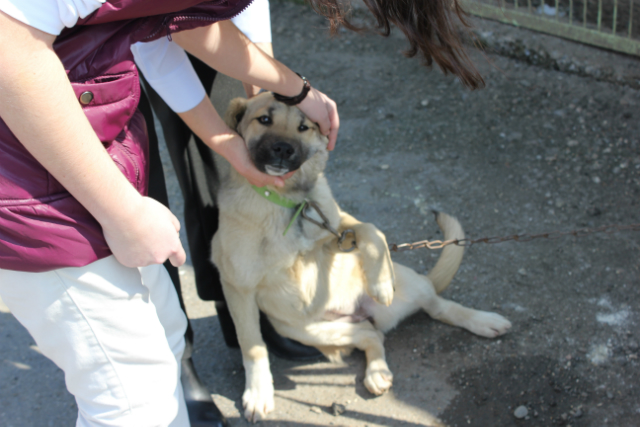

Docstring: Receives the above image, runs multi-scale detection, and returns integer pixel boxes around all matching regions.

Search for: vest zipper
[142,0,255,42]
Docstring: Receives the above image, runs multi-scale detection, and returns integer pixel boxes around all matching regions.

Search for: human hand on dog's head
[297,87,339,151]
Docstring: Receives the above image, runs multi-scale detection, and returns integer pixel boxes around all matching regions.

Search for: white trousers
[0,256,190,427]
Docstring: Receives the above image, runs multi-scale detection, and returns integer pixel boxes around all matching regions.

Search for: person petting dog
[135,0,487,423]
[138,0,488,423]
[0,1,338,426]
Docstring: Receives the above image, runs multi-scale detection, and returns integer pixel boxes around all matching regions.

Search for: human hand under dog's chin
[297,87,339,151]
[215,132,294,188]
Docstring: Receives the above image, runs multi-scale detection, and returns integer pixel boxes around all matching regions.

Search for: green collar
[251,185,298,208]
[251,185,307,236]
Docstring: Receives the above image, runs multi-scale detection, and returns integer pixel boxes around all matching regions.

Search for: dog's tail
[427,211,465,294]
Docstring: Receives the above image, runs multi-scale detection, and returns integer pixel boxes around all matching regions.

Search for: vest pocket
[71,70,141,143]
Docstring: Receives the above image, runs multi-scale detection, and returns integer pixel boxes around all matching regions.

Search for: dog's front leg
[340,211,395,306]
[222,283,274,423]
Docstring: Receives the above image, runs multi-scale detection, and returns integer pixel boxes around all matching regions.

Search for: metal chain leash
[296,199,640,253]
[387,223,640,252]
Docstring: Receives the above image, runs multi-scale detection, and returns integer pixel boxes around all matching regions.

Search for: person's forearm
[177,96,249,172]
[254,42,274,59]
[177,95,234,151]
[0,12,141,228]
[243,42,274,98]
[173,21,303,98]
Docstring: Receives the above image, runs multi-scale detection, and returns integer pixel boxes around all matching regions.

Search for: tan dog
[211,92,512,422]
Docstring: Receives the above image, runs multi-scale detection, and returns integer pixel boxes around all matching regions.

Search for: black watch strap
[273,74,311,106]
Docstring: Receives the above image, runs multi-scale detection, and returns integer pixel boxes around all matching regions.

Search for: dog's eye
[257,116,272,125]
[298,124,309,132]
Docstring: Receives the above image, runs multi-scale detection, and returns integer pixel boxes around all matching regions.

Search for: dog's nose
[272,142,295,160]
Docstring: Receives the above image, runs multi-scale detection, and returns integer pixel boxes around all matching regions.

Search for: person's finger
[327,127,338,151]
[308,90,331,136]
[169,245,187,267]
[247,172,291,189]
[326,99,339,150]
[263,175,285,188]
[243,166,272,187]
[282,170,296,180]
[317,117,330,136]
[169,212,181,232]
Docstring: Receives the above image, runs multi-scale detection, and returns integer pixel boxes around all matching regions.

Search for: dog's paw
[368,279,394,307]
[242,359,275,423]
[364,364,393,395]
[465,311,512,338]
[242,385,274,423]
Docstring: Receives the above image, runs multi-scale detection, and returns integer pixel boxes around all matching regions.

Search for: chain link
[388,223,640,252]
[301,201,357,252]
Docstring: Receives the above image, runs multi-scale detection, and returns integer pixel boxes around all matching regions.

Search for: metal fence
[461,0,640,56]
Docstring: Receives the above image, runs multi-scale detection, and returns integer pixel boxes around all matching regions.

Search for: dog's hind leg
[371,263,511,338]
[423,293,512,338]
[271,319,393,395]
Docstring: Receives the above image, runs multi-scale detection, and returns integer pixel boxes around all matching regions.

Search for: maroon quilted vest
[0,0,253,272]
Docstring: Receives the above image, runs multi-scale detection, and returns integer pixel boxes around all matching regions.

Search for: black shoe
[216,301,324,361]
[181,358,229,427]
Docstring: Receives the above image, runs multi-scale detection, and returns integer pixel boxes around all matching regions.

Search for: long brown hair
[307,0,484,90]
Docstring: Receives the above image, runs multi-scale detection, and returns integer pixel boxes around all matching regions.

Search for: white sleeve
[131,0,272,114]
[0,0,104,35]
[131,40,207,114]
[231,0,272,44]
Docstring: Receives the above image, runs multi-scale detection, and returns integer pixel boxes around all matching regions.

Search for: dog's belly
[322,296,375,323]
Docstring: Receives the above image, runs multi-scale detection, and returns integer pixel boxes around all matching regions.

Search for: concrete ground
[1,1,639,426]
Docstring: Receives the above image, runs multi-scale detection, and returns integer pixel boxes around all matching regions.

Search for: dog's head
[225,93,329,190]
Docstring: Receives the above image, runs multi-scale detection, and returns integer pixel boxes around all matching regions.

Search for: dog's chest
[255,203,346,319]
[277,198,338,248]
[287,215,330,250]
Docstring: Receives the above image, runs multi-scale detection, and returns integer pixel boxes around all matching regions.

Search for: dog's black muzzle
[250,134,306,176]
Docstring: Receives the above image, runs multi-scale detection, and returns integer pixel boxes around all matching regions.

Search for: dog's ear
[224,97,248,131]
